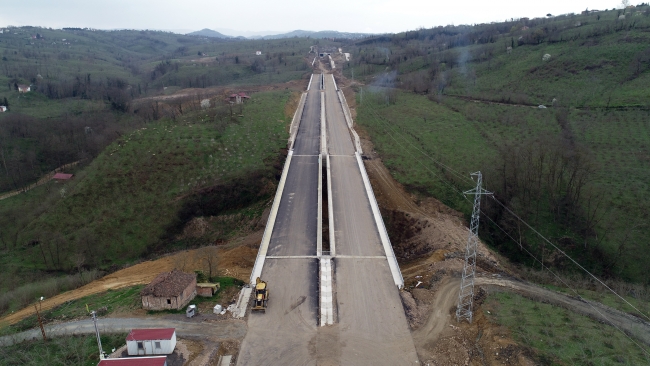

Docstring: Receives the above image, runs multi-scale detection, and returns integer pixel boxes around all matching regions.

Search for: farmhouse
[98,356,167,366]
[196,282,220,297]
[226,92,250,104]
[126,328,177,356]
[141,269,196,310]
[18,85,30,93]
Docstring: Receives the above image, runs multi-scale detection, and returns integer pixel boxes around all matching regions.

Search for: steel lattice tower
[456,171,491,323]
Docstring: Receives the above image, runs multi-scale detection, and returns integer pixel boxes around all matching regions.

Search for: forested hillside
[0,27,327,314]
[0,27,320,192]
[345,5,650,283]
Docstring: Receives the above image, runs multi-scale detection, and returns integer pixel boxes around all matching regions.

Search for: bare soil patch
[0,230,261,326]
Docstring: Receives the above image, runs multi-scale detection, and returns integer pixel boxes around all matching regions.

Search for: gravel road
[0,317,247,347]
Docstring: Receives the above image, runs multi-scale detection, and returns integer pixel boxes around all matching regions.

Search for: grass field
[17,90,289,265]
[0,90,292,313]
[0,333,126,366]
[483,291,649,365]
[355,87,649,282]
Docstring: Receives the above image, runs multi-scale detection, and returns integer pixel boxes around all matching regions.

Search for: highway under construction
[236,73,419,365]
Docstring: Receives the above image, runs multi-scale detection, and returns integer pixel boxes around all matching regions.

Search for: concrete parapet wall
[354,152,404,288]
[288,92,307,150]
[249,150,294,285]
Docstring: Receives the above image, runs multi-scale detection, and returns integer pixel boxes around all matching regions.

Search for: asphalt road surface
[237,75,322,365]
[266,155,319,257]
[325,73,420,364]
[335,258,420,364]
[238,73,419,365]
[330,155,385,257]
[324,76,355,156]
[236,258,320,365]
[292,83,321,155]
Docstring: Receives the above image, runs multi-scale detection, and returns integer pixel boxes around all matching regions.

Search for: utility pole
[91,310,106,360]
[34,297,46,341]
[456,171,491,324]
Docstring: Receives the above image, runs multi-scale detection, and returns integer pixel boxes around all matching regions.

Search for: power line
[362,99,650,321]
[480,211,650,358]
[490,196,650,322]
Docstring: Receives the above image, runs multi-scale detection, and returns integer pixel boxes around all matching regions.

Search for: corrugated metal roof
[98,356,167,366]
[126,328,175,341]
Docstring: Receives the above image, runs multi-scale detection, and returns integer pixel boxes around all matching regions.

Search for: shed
[0,106,6,112]
[53,173,74,180]
[255,51,262,55]
[98,356,167,366]
[18,85,30,93]
[126,328,176,356]
[141,269,197,310]
[196,282,220,297]
[226,92,250,104]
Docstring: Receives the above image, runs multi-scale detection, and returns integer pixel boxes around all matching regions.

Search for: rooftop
[141,269,195,298]
[126,328,175,341]
[98,356,167,366]
[53,173,73,180]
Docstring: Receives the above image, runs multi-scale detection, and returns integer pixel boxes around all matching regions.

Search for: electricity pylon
[456,171,491,323]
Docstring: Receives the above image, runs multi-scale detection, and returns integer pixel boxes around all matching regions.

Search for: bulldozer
[251,277,269,312]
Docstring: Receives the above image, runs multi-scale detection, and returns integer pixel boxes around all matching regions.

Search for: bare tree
[200,246,219,280]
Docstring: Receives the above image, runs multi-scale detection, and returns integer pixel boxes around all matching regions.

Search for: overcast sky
[0,0,630,36]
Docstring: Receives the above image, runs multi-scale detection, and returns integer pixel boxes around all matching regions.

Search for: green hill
[346,5,650,283]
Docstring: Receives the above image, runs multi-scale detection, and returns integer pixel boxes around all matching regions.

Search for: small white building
[255,50,262,55]
[0,106,6,112]
[98,356,167,366]
[126,328,176,356]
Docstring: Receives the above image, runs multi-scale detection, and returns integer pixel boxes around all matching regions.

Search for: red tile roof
[126,328,175,341]
[98,356,167,366]
[53,173,73,180]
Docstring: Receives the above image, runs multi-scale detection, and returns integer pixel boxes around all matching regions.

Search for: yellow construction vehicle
[251,277,269,312]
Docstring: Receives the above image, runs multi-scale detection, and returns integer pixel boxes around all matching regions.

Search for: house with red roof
[98,356,167,366]
[226,92,250,104]
[126,328,177,356]
[53,173,74,180]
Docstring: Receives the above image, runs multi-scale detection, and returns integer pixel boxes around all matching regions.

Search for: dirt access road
[0,232,261,326]
[0,317,246,347]
[413,276,650,356]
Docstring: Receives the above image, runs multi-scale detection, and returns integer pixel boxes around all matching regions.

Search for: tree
[621,0,630,8]
[200,246,219,280]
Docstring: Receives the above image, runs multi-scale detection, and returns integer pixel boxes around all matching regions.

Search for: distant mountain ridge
[186,28,233,38]
[254,29,373,39]
[187,28,373,40]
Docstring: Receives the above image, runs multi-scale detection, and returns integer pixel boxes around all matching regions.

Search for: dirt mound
[412,279,536,365]
[359,134,498,268]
